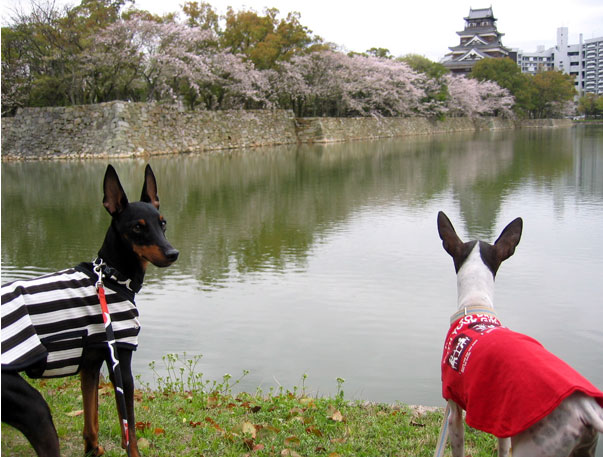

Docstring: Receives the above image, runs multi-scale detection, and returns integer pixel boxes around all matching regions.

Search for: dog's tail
[580,395,603,433]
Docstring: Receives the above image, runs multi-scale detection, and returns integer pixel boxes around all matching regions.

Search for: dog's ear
[494,217,523,262]
[103,165,129,215]
[437,211,464,257]
[140,164,160,210]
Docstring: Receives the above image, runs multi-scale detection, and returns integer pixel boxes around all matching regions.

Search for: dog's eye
[160,220,167,232]
[133,223,143,234]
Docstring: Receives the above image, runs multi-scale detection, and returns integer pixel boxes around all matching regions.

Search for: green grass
[1,353,498,456]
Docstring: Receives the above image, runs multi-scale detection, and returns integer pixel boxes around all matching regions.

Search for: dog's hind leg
[80,351,106,456]
[570,427,598,457]
[1,371,60,457]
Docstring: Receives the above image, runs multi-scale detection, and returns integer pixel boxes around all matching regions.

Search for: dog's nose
[165,249,179,262]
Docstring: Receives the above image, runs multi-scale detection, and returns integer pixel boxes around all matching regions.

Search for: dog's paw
[84,445,105,457]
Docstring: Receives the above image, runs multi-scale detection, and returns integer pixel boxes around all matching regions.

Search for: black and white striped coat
[1,263,140,378]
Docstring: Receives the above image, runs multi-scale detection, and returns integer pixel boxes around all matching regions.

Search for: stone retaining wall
[295,117,519,143]
[1,101,573,160]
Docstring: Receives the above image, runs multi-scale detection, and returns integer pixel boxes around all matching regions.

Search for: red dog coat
[442,313,603,438]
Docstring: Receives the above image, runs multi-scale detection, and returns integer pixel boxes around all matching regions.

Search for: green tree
[366,47,392,59]
[1,0,132,112]
[470,57,533,116]
[578,93,602,118]
[530,71,576,118]
[182,1,220,32]
[471,57,523,92]
[221,7,323,70]
[399,54,448,79]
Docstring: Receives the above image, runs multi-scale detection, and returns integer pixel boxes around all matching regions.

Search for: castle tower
[442,7,510,74]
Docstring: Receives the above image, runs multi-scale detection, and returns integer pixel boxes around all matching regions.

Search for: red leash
[94,260,131,457]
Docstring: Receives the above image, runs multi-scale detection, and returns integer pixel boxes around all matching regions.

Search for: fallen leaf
[305,426,323,437]
[284,436,301,447]
[243,438,255,450]
[328,453,341,457]
[205,417,224,433]
[153,427,165,435]
[330,438,346,444]
[137,437,150,449]
[329,410,344,422]
[98,385,113,397]
[66,410,83,417]
[241,421,257,438]
[135,421,151,431]
[207,393,220,408]
[252,444,265,451]
[299,398,316,408]
[281,449,301,457]
[258,424,281,438]
[288,407,304,417]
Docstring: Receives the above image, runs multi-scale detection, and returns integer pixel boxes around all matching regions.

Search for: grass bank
[1,354,497,456]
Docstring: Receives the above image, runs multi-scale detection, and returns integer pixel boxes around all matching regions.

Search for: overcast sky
[2,0,603,62]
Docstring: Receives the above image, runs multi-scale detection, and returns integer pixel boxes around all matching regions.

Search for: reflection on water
[2,125,603,406]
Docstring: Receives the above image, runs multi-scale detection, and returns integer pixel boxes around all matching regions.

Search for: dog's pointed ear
[103,165,129,215]
[494,217,523,262]
[437,211,464,257]
[140,164,160,210]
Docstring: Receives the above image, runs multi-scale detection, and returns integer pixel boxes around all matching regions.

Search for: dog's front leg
[448,400,465,457]
[109,349,140,457]
[80,351,105,456]
[498,437,511,456]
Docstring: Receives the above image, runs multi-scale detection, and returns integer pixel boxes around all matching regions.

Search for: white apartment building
[516,46,554,74]
[514,27,603,95]
[583,37,603,95]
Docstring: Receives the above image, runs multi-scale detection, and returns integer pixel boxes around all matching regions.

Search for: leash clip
[93,257,105,291]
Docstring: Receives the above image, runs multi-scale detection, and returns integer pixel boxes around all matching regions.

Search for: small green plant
[336,376,345,402]
[147,352,248,397]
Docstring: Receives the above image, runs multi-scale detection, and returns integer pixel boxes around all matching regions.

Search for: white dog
[437,211,603,457]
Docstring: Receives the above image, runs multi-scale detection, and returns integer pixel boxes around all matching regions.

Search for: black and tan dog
[1,164,178,457]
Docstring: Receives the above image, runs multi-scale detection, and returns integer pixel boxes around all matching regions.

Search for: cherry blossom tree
[340,53,443,117]
[269,51,446,118]
[86,18,271,109]
[444,74,514,118]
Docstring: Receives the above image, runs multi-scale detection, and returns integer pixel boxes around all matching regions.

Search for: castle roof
[465,7,496,21]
